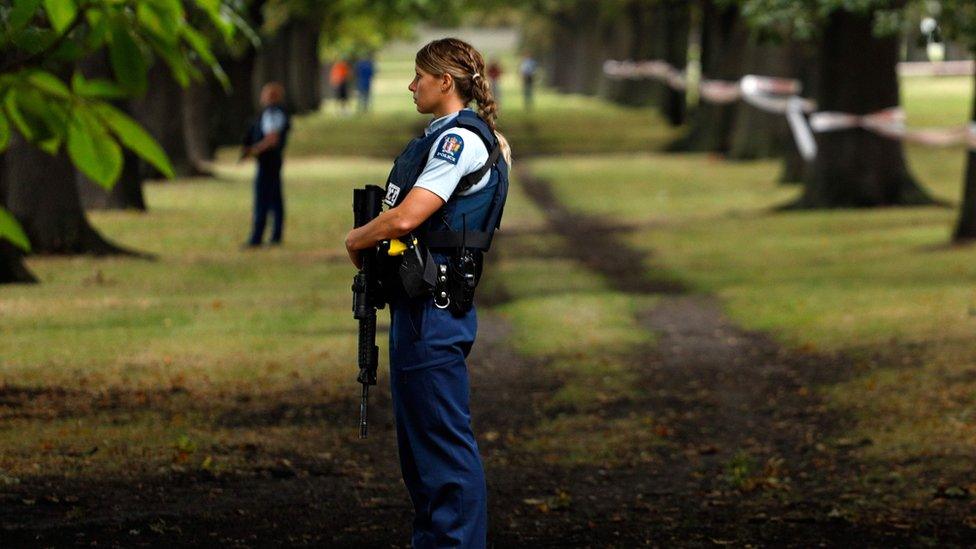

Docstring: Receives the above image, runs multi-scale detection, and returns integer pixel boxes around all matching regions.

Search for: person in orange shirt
[330,60,351,115]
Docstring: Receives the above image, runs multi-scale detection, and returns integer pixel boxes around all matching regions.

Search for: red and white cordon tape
[603,59,976,160]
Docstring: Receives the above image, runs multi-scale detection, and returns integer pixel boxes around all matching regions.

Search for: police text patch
[384,183,401,206]
[434,134,464,165]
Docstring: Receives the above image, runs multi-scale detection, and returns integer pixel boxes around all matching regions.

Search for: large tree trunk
[0,154,37,283]
[952,70,976,242]
[212,51,259,148]
[656,0,689,125]
[182,80,216,170]
[546,13,578,94]
[254,19,321,114]
[4,136,135,255]
[75,53,147,210]
[602,1,658,106]
[286,19,322,112]
[129,65,202,179]
[570,1,606,96]
[728,39,796,161]
[77,149,146,210]
[796,9,933,208]
[674,0,747,152]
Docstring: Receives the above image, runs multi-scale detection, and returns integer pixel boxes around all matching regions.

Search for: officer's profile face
[409,66,448,114]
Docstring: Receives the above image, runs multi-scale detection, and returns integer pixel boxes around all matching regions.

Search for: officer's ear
[440,73,454,94]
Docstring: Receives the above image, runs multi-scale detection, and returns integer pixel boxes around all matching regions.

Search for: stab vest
[245,104,291,164]
[383,110,508,252]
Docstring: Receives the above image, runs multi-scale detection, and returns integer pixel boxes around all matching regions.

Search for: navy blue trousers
[389,296,487,548]
[248,159,284,245]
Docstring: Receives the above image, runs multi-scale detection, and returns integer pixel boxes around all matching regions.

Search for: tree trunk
[77,149,146,210]
[656,0,689,125]
[952,70,976,242]
[285,19,322,112]
[182,80,216,170]
[75,52,147,209]
[0,154,37,283]
[728,39,799,161]
[602,1,657,106]
[570,1,606,96]
[4,135,135,255]
[797,9,933,208]
[213,50,259,148]
[129,64,201,179]
[546,14,578,94]
[674,0,747,152]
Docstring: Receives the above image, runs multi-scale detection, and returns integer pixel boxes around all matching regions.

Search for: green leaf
[92,102,173,178]
[3,91,34,140]
[0,207,31,252]
[9,0,43,35]
[26,70,71,98]
[108,21,147,94]
[70,72,127,99]
[0,112,9,152]
[67,109,122,189]
[181,26,228,89]
[43,0,77,33]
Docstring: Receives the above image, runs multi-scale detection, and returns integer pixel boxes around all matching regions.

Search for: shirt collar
[425,108,473,136]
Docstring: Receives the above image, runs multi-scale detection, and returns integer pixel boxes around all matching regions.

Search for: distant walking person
[487,59,502,104]
[354,56,376,113]
[519,55,538,110]
[241,82,290,248]
[330,59,351,115]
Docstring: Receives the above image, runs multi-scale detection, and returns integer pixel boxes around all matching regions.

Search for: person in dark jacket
[242,82,290,247]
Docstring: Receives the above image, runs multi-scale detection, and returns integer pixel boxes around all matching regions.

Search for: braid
[472,74,498,133]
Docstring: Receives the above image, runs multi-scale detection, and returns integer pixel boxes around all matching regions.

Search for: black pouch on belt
[398,240,437,298]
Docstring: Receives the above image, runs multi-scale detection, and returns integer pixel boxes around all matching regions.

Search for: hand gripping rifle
[352,185,386,438]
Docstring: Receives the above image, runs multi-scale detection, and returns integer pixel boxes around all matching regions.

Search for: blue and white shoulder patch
[434,133,464,165]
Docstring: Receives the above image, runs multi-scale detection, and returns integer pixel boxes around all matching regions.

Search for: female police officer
[344,38,510,548]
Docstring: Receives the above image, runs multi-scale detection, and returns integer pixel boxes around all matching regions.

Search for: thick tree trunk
[570,1,606,96]
[182,80,216,170]
[657,0,689,125]
[75,53,147,209]
[952,70,976,242]
[546,14,578,94]
[797,9,933,208]
[602,1,658,106]
[0,154,37,283]
[213,51,258,148]
[674,0,747,152]
[728,39,794,160]
[129,65,202,179]
[4,135,135,255]
[77,149,146,210]
[286,19,322,112]
[254,20,321,114]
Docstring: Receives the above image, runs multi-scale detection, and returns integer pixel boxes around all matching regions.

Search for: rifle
[351,185,386,438]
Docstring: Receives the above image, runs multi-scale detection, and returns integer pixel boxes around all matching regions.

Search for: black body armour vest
[383,110,508,252]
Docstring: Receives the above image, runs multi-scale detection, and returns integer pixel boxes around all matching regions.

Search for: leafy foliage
[0,0,245,251]
[738,0,911,39]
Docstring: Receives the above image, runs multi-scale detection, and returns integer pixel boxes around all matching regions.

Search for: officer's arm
[249,132,280,156]
[345,188,443,263]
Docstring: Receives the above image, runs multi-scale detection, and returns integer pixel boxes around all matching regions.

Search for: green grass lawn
[2,52,974,489]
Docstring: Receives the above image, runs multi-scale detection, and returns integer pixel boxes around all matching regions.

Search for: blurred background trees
[3,0,976,284]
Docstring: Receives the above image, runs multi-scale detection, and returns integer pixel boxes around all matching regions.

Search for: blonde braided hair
[416,38,512,167]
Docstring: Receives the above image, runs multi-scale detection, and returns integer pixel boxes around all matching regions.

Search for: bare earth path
[1,167,975,546]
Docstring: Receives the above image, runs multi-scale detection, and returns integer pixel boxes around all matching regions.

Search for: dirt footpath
[2,168,975,546]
